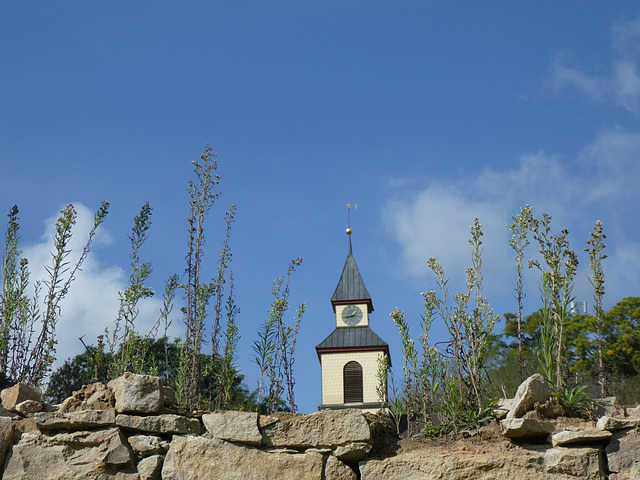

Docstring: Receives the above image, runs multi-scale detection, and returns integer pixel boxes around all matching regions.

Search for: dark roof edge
[315,345,391,364]
[318,401,385,411]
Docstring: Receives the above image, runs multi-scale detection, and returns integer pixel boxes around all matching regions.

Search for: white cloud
[605,240,640,304]
[383,131,640,313]
[580,127,640,201]
[474,152,574,210]
[545,16,640,113]
[19,203,180,372]
[613,60,640,111]
[613,16,640,55]
[383,183,512,296]
[546,54,606,103]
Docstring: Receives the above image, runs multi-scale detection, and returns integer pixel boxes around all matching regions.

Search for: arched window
[343,361,363,403]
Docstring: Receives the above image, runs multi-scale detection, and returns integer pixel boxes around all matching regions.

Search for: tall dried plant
[508,205,532,382]
[426,219,499,409]
[252,258,304,413]
[0,202,109,386]
[182,145,220,407]
[107,203,154,377]
[586,220,607,396]
[529,213,578,389]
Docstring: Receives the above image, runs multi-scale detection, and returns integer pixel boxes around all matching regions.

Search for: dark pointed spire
[331,228,373,312]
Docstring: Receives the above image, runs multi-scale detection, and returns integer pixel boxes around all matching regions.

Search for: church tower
[316,227,390,412]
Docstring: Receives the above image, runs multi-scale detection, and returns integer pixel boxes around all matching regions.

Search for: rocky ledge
[0,372,638,479]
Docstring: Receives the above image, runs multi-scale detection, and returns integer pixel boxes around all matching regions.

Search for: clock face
[341,305,363,326]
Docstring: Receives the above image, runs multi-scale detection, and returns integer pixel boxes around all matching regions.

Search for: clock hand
[344,311,357,318]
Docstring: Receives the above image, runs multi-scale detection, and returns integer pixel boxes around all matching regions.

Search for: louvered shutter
[343,361,363,403]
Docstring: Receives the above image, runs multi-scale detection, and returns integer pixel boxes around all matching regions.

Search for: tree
[492,297,640,390]
[44,348,98,403]
[45,337,251,407]
[602,297,640,376]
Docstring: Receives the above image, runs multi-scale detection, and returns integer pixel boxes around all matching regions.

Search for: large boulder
[507,374,552,419]
[606,427,640,478]
[325,455,357,480]
[108,373,163,414]
[262,409,371,449]
[0,417,13,469]
[592,396,623,418]
[162,435,324,480]
[202,411,262,445]
[3,428,136,479]
[138,454,164,480]
[359,443,603,480]
[1,383,41,410]
[542,446,603,479]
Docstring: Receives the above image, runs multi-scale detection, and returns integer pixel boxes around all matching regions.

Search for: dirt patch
[368,411,599,459]
[396,420,512,455]
[362,413,515,459]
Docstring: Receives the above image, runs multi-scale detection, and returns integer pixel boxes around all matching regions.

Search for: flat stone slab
[550,429,612,447]
[116,414,200,435]
[596,416,640,432]
[501,418,555,438]
[35,409,116,430]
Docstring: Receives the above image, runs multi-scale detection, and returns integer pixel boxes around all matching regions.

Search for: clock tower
[316,228,390,411]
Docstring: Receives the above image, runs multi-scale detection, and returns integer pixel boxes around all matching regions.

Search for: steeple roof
[316,326,388,351]
[331,232,373,312]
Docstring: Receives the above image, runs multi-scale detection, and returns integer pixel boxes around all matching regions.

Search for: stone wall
[0,372,638,479]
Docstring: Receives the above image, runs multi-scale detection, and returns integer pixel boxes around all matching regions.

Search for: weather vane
[346,203,358,234]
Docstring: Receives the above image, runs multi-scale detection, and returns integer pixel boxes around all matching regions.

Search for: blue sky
[2,2,640,412]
